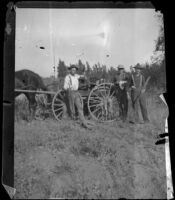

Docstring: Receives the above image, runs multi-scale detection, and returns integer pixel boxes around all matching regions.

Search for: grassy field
[14,94,168,199]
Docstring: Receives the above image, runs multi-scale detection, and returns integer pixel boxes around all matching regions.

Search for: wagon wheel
[52,90,67,120]
[35,94,48,120]
[87,83,119,122]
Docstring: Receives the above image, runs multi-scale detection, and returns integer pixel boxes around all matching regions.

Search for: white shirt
[63,74,80,90]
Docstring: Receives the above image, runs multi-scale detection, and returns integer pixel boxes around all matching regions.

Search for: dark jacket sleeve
[141,75,145,87]
[110,84,118,96]
[125,75,133,92]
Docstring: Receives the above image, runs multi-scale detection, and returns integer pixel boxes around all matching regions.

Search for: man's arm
[78,72,87,79]
[125,75,134,90]
[129,74,137,90]
[141,76,150,93]
[63,76,70,90]
[125,75,133,99]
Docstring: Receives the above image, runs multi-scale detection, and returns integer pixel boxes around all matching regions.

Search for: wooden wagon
[15,80,119,122]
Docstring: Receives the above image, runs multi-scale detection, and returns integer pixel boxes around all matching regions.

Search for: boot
[81,121,93,130]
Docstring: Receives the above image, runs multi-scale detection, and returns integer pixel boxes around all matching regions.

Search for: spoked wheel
[87,83,119,122]
[52,90,67,120]
[35,94,48,120]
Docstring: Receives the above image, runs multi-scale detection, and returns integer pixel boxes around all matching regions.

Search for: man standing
[130,64,150,124]
[114,65,131,122]
[63,64,93,128]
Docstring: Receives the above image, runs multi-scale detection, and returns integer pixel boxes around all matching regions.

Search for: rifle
[133,76,151,105]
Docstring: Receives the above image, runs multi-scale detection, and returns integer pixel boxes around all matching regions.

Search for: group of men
[63,64,150,128]
[113,64,150,124]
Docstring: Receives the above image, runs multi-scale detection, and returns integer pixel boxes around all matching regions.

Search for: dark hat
[133,64,143,70]
[68,64,78,70]
[117,65,124,70]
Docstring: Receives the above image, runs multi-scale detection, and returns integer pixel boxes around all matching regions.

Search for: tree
[155,14,165,52]
[108,66,118,82]
[148,13,166,91]
[85,61,91,78]
[102,64,107,79]
[151,13,165,64]
[77,59,85,74]
[57,59,67,78]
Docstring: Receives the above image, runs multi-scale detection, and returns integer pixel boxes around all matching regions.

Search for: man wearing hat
[63,64,93,128]
[130,64,150,124]
[114,65,131,122]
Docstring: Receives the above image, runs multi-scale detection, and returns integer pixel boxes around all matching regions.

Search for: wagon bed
[15,82,119,122]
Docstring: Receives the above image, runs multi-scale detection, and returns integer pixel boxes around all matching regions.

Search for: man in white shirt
[63,65,93,128]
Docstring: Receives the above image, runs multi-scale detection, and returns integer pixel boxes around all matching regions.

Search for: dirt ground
[14,95,168,199]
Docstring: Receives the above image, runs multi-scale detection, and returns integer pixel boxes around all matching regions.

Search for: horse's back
[15,69,47,91]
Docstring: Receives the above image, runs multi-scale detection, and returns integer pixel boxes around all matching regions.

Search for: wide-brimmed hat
[133,64,143,70]
[117,65,125,70]
[68,64,78,70]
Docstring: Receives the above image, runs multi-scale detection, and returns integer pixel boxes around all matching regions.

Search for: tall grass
[15,95,30,121]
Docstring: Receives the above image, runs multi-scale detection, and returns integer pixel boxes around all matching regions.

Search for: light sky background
[15,8,162,77]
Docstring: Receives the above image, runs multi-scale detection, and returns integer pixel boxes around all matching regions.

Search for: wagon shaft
[15,89,56,95]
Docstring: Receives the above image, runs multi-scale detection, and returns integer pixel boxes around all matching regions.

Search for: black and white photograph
[13,2,173,199]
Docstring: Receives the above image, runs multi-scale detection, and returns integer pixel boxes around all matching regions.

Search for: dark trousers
[131,89,149,122]
[117,88,128,121]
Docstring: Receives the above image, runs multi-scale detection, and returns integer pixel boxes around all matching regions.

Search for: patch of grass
[14,94,167,199]
[52,156,76,175]
[70,136,103,158]
[15,97,30,121]
[14,166,52,199]
[147,95,168,131]
[51,175,111,199]
[59,123,74,133]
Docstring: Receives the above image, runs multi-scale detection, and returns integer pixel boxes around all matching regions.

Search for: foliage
[151,13,165,64]
[141,60,166,92]
[57,59,67,78]
[55,57,166,92]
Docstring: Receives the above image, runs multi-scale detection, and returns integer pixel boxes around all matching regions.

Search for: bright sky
[15,8,162,77]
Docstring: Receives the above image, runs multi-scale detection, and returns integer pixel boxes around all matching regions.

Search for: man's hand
[141,88,146,94]
[79,74,86,79]
[131,86,136,89]
[119,80,127,84]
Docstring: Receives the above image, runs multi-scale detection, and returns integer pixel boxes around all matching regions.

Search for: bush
[142,60,166,92]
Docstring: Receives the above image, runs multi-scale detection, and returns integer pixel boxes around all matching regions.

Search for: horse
[15,69,52,121]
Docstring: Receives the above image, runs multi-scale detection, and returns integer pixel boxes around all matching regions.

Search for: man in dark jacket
[114,65,131,122]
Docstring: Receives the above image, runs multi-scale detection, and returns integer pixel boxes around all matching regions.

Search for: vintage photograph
[14,5,170,199]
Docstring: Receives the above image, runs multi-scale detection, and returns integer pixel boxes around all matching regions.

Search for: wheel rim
[52,90,66,120]
[88,83,119,122]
